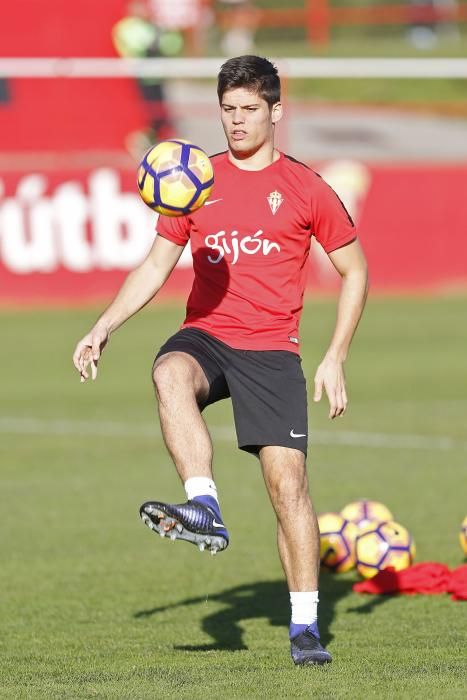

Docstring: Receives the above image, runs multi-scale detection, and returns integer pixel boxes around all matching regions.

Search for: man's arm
[313,239,368,419]
[72,235,185,382]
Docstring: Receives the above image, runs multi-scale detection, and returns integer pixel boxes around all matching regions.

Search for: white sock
[184,476,219,504]
[290,591,319,625]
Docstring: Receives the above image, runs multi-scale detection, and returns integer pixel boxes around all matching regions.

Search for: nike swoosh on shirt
[205,198,223,206]
[290,429,307,438]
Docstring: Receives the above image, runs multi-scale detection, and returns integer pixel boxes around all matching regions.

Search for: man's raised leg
[153,352,213,481]
[139,351,229,553]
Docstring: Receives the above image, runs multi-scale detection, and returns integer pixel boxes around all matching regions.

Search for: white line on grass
[0,417,465,451]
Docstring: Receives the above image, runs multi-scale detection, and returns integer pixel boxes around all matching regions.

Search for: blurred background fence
[1,0,466,303]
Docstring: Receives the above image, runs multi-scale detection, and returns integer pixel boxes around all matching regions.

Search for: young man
[73,55,368,666]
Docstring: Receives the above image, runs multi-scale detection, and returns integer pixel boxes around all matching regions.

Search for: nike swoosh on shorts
[290,429,306,438]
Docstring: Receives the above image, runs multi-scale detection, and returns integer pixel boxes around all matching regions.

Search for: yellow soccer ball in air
[356,520,416,579]
[137,139,214,216]
[318,512,359,573]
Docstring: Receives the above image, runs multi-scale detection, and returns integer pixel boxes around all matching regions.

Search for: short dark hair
[217,55,280,107]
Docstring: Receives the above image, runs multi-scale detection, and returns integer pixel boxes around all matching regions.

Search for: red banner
[0,162,466,304]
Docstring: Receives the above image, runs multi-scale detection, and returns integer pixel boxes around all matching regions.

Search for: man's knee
[261,448,310,510]
[276,473,309,510]
[152,353,207,404]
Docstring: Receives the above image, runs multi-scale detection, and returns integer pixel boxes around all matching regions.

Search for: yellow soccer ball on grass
[460,516,467,557]
[341,499,394,531]
[356,520,416,579]
[318,512,359,573]
[137,139,214,216]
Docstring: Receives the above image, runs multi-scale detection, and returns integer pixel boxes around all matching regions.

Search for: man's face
[220,87,282,157]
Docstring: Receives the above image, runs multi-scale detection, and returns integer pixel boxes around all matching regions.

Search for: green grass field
[1,297,466,698]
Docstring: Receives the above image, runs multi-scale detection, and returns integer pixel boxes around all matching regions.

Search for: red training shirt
[156,151,356,353]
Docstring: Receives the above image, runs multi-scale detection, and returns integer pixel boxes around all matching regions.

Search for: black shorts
[155,327,308,456]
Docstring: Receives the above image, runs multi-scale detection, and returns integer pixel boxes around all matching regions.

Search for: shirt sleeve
[310,173,357,253]
[155,213,191,246]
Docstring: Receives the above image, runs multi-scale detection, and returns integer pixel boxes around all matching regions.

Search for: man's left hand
[313,357,348,419]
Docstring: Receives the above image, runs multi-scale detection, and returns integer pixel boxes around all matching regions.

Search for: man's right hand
[72,325,109,383]
[71,237,186,383]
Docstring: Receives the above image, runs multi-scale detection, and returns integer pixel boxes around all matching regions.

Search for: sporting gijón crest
[267,190,283,215]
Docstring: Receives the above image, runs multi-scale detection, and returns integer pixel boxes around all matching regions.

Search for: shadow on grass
[134,573,385,651]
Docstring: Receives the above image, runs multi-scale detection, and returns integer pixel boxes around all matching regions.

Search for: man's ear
[271,102,283,124]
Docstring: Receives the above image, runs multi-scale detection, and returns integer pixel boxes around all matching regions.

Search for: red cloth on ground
[353,563,467,600]
[448,564,467,601]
